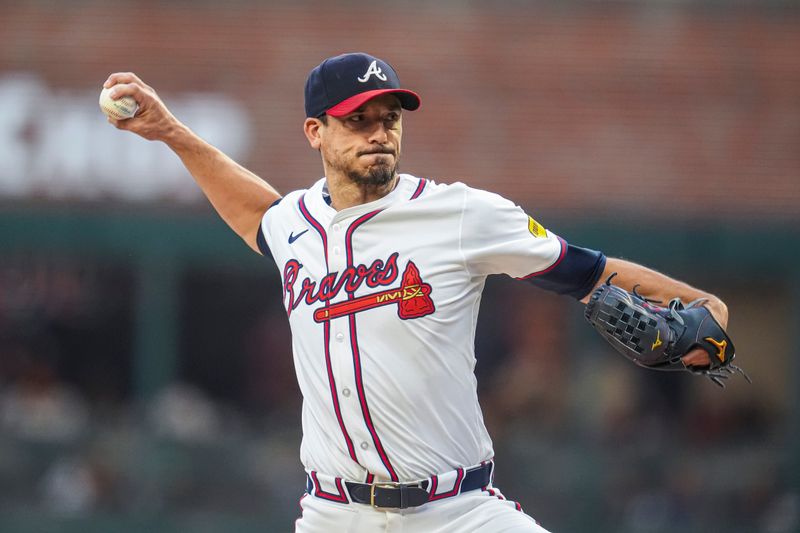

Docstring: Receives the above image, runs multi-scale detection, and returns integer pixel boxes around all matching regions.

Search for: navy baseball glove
[584,274,750,387]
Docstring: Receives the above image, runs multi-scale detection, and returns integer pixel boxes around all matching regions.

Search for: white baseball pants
[295,486,552,533]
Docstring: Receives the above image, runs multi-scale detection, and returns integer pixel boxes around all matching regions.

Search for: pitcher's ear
[304,117,325,150]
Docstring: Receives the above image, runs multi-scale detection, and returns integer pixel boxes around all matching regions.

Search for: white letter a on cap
[357,60,388,83]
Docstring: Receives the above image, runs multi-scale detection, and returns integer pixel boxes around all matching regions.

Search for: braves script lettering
[283,253,400,316]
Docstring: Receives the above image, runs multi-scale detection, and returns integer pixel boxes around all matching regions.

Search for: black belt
[342,462,493,509]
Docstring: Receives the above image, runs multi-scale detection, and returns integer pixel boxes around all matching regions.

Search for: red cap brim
[326,89,421,117]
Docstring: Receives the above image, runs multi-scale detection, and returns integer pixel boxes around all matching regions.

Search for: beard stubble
[347,162,397,187]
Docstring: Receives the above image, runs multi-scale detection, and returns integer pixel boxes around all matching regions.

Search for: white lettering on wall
[0,74,253,203]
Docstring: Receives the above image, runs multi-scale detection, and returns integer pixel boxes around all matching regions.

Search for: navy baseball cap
[304,52,421,118]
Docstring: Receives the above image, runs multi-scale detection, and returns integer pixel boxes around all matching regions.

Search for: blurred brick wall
[2,1,797,219]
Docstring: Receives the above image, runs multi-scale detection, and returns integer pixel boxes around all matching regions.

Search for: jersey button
[333,246,341,255]
[342,388,351,397]
[333,224,341,232]
[360,442,369,450]
[335,332,344,342]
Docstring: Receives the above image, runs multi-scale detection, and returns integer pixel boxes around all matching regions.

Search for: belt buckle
[370,481,401,509]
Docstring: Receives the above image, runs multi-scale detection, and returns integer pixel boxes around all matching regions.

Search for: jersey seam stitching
[457,187,471,277]
[458,188,481,353]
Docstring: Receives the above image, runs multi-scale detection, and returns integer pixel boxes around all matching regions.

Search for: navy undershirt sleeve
[525,244,606,300]
[256,226,270,256]
[256,197,283,258]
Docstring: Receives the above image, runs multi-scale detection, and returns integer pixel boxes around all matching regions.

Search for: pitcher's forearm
[103,72,282,253]
[166,124,280,250]
[582,257,728,327]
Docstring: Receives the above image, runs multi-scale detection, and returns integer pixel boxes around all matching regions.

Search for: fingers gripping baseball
[102,73,179,141]
[104,72,152,91]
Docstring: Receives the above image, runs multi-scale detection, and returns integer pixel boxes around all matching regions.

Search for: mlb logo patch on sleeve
[528,216,547,238]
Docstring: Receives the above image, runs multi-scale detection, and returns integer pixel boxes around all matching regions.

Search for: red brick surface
[2,2,797,218]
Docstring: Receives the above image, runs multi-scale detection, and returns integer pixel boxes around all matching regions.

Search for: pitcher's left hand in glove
[585,274,750,387]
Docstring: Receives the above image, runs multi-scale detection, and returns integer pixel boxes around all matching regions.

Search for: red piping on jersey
[519,236,568,279]
[309,471,348,503]
[344,208,400,482]
[481,487,524,512]
[410,178,427,200]
[299,195,329,260]
[299,195,359,465]
[428,467,465,501]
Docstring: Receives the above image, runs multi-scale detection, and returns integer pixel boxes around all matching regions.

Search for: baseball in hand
[99,86,138,120]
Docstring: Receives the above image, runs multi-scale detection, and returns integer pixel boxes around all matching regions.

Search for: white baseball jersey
[259,173,565,484]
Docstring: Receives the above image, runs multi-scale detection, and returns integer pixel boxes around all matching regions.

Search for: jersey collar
[307,174,420,222]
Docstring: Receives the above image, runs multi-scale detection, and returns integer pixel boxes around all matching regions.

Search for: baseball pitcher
[103,52,745,532]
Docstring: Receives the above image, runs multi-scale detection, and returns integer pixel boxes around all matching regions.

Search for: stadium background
[1,1,798,531]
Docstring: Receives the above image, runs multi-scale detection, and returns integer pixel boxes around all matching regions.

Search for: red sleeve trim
[519,236,568,279]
